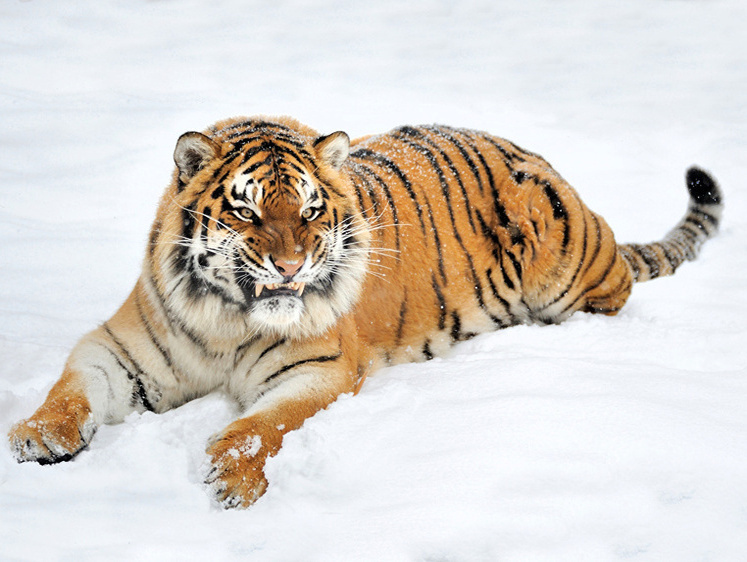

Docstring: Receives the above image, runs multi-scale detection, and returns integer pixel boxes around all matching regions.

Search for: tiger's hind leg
[580,249,635,316]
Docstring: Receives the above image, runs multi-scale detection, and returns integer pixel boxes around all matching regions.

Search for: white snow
[1,1,746,560]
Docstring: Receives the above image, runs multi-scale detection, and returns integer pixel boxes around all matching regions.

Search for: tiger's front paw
[8,400,96,465]
[204,419,281,509]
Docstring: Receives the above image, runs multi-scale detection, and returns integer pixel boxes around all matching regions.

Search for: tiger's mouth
[236,278,307,305]
[253,282,306,299]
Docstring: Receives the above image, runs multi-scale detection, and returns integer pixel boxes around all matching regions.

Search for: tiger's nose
[273,258,303,278]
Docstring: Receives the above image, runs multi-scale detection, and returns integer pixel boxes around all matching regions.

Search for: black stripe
[215,168,232,186]
[586,273,633,314]
[350,148,425,233]
[420,126,478,234]
[677,224,700,245]
[422,341,434,361]
[458,132,511,228]
[485,267,514,316]
[540,180,568,220]
[152,272,220,358]
[134,290,173,371]
[512,171,527,184]
[450,311,462,342]
[474,208,500,246]
[237,337,286,370]
[540,179,570,250]
[621,246,641,281]
[475,209,515,291]
[280,158,306,177]
[180,202,197,242]
[311,174,346,201]
[142,275,175,332]
[176,203,200,295]
[102,324,156,411]
[684,215,708,233]
[351,174,372,219]
[654,241,679,272]
[233,334,262,368]
[267,143,282,189]
[396,290,408,346]
[505,139,540,160]
[393,128,464,238]
[540,207,589,311]
[477,133,524,166]
[208,150,244,182]
[420,189,447,285]
[561,247,620,315]
[264,352,342,385]
[227,144,270,173]
[200,205,213,245]
[391,132,475,294]
[638,244,661,278]
[583,214,603,281]
[475,142,511,228]
[439,126,488,195]
[505,248,523,284]
[498,261,514,291]
[96,346,147,412]
[241,158,270,176]
[431,273,447,330]
[219,120,295,141]
[350,161,401,253]
[688,207,719,227]
[257,338,287,363]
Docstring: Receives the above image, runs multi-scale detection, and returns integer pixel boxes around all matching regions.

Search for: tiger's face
[157,119,370,337]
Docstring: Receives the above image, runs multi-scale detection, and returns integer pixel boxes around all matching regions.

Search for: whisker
[169,196,243,238]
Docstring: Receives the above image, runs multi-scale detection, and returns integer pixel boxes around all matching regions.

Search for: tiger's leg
[575,215,636,316]
[8,366,95,464]
[8,323,162,464]
[205,336,359,508]
[515,186,635,321]
[204,391,339,508]
[580,248,635,315]
[8,285,185,464]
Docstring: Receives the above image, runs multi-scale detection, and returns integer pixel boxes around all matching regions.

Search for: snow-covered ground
[1,1,746,560]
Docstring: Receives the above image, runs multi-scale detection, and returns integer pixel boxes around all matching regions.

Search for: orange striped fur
[9,116,722,508]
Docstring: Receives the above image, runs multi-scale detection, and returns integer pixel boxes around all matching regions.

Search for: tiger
[8,116,723,508]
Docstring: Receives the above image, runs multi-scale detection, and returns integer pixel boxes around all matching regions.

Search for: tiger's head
[152,117,370,339]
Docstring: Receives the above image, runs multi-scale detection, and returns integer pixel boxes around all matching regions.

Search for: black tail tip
[686,166,721,206]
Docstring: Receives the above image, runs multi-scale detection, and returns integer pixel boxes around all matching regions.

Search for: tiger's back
[347,124,637,367]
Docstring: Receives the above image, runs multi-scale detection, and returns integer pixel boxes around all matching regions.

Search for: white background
[1,1,746,560]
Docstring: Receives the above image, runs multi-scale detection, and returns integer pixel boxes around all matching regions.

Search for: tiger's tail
[618,167,723,283]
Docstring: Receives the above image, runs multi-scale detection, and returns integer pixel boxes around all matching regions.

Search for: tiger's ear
[173,132,220,184]
[314,131,350,171]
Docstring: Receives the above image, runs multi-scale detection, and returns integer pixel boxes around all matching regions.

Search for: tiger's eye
[302,207,320,221]
[236,208,255,221]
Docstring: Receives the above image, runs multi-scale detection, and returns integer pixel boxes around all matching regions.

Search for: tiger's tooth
[255,284,264,298]
[297,283,305,297]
